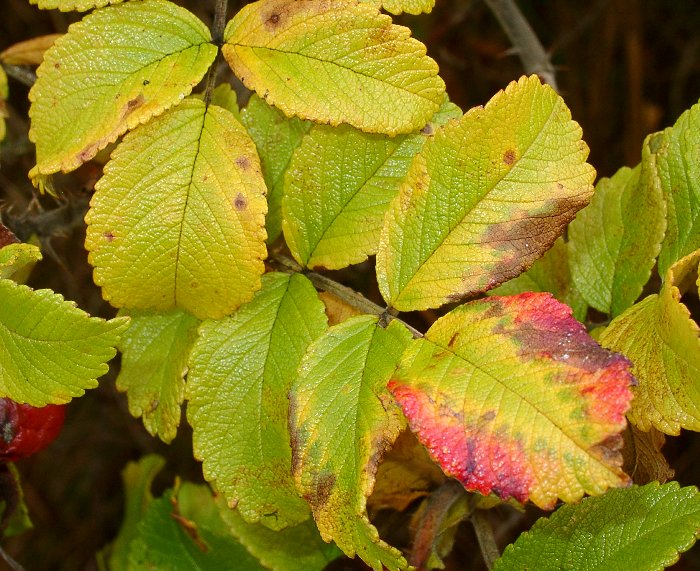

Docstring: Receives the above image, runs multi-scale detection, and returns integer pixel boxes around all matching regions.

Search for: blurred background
[1,0,700,569]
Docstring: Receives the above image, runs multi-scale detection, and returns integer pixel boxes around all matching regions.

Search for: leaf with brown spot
[377,75,595,311]
[290,316,412,571]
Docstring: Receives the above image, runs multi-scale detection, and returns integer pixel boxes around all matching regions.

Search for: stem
[2,65,36,88]
[270,253,423,338]
[471,507,501,569]
[0,547,24,571]
[483,0,558,91]
[203,0,230,105]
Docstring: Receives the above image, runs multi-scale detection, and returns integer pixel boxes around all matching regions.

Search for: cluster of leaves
[2,0,700,569]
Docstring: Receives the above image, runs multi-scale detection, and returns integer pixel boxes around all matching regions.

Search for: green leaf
[0,243,42,283]
[493,482,700,571]
[600,249,700,434]
[29,0,124,11]
[193,83,242,122]
[241,94,312,243]
[488,237,587,322]
[101,454,165,571]
[569,139,666,317]
[117,309,199,444]
[28,0,217,178]
[283,98,462,270]
[218,497,343,571]
[656,101,700,275]
[0,279,128,406]
[128,483,265,570]
[361,0,435,15]
[85,98,267,320]
[187,273,327,530]
[376,75,595,311]
[223,0,445,136]
[290,317,412,571]
[389,293,633,509]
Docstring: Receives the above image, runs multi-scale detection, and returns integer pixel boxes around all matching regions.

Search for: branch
[471,505,501,569]
[203,0,229,105]
[2,64,36,88]
[483,0,558,91]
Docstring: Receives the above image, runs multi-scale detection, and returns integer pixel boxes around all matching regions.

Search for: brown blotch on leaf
[123,94,145,117]
[447,332,459,348]
[304,472,336,510]
[103,231,115,242]
[235,156,250,170]
[503,149,516,165]
[265,12,282,30]
[234,193,247,210]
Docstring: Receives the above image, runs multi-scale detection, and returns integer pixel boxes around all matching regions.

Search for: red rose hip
[0,399,66,461]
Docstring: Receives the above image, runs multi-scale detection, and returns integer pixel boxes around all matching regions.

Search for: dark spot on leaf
[503,149,516,165]
[557,182,564,190]
[0,224,19,249]
[190,281,199,289]
[269,13,280,24]
[53,62,60,69]
[235,156,250,170]
[421,123,434,135]
[480,410,496,422]
[123,94,145,117]
[103,231,115,242]
[142,79,150,86]
[234,193,247,210]
[447,332,459,348]
[304,472,336,510]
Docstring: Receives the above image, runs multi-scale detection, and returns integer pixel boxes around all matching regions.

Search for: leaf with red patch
[389,292,633,509]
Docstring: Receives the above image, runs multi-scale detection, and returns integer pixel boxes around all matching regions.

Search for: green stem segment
[471,506,501,569]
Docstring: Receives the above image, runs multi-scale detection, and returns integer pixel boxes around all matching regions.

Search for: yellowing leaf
[0,34,61,65]
[656,101,700,275]
[361,0,435,15]
[283,99,461,270]
[600,249,700,434]
[0,279,128,406]
[187,273,328,530]
[241,94,312,243]
[291,317,412,571]
[117,309,199,443]
[29,0,124,11]
[223,0,445,135]
[0,243,42,283]
[376,76,594,311]
[0,66,7,144]
[28,0,217,179]
[390,293,633,509]
[85,98,267,320]
[569,138,666,317]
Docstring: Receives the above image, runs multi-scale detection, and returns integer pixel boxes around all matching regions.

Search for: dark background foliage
[1,1,699,569]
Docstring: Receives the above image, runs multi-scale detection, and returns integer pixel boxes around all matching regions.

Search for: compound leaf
[187,273,327,530]
[29,0,124,11]
[569,139,666,317]
[128,483,265,570]
[223,0,445,136]
[283,98,461,270]
[493,482,700,571]
[656,100,700,275]
[377,75,595,311]
[29,0,217,179]
[218,497,343,571]
[389,292,633,509]
[0,279,128,406]
[600,249,700,434]
[361,0,435,15]
[117,309,199,444]
[488,237,587,322]
[85,98,267,320]
[290,317,412,571]
[242,94,312,243]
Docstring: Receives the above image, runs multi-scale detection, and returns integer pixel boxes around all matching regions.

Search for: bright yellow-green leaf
[291,317,412,571]
[283,98,461,270]
[361,0,435,15]
[0,279,128,406]
[218,496,343,571]
[569,138,666,317]
[600,249,700,434]
[85,98,267,320]
[242,94,312,243]
[29,0,124,11]
[376,75,595,311]
[0,243,42,283]
[488,237,587,322]
[28,0,217,179]
[223,0,445,136]
[656,101,700,275]
[187,273,328,530]
[390,293,633,509]
[117,309,199,443]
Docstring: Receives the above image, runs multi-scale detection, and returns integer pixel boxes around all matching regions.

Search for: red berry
[0,399,66,462]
